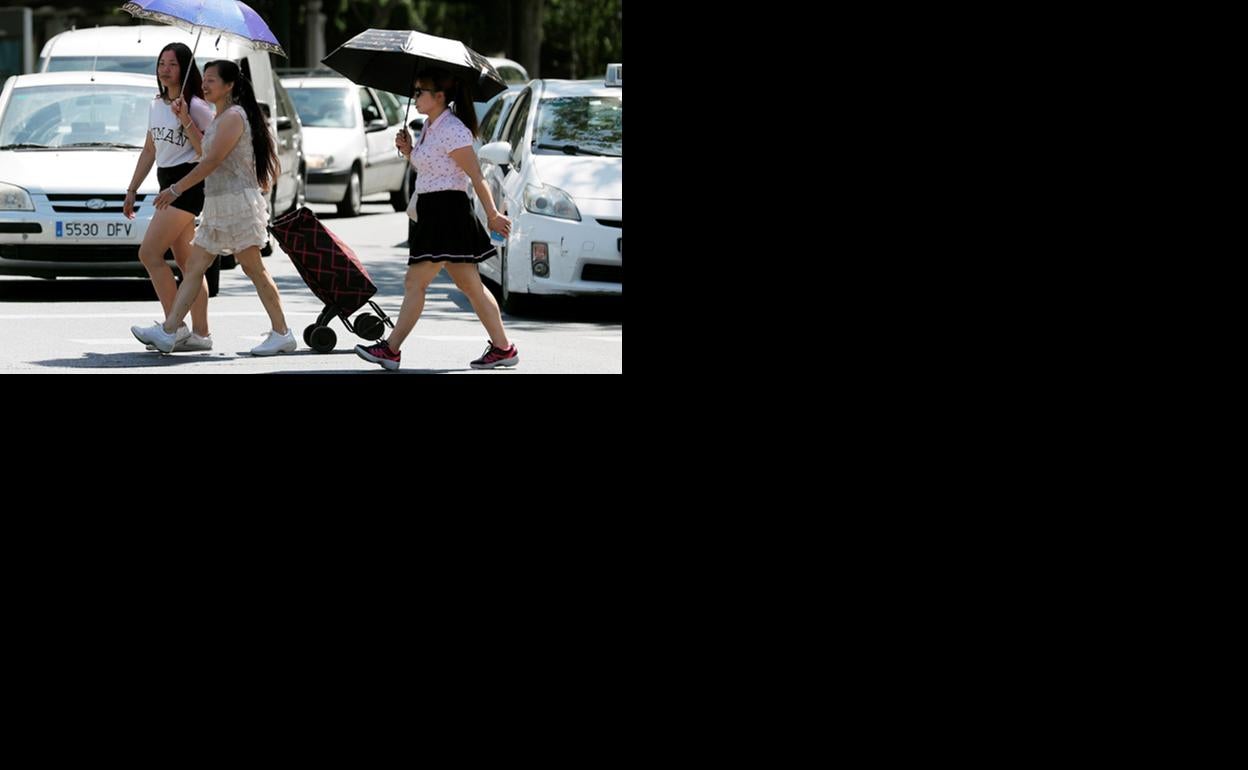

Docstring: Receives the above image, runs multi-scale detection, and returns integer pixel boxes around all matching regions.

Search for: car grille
[0,244,141,263]
[46,193,147,214]
[581,264,621,284]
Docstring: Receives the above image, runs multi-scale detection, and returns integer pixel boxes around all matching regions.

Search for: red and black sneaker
[355,341,401,371]
[470,341,519,369]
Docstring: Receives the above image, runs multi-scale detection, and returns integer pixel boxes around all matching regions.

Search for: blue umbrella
[121,0,284,55]
[122,0,285,98]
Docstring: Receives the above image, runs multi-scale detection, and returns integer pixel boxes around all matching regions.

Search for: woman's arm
[171,97,208,157]
[124,131,156,220]
[450,145,511,238]
[153,111,245,209]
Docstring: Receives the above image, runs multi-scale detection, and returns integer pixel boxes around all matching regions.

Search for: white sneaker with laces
[133,320,180,346]
[133,322,188,353]
[250,328,297,356]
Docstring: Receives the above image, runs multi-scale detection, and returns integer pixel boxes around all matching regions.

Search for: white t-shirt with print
[411,110,475,194]
[149,95,214,167]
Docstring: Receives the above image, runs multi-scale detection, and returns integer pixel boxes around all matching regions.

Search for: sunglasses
[413,87,429,98]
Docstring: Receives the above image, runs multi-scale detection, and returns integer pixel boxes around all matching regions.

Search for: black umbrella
[322,28,506,127]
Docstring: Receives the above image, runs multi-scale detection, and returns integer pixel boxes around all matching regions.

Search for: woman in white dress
[131,59,296,356]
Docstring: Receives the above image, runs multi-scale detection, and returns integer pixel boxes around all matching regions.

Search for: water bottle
[489,230,505,244]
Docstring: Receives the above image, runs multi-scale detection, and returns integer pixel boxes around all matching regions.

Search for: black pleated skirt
[408,189,497,265]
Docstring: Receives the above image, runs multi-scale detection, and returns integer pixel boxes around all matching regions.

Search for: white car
[475,66,621,311]
[281,74,410,216]
[0,71,224,293]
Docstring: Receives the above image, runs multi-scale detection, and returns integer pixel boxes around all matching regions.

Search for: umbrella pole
[180,28,202,100]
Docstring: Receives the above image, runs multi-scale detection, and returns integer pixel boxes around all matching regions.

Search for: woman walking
[354,68,517,371]
[131,59,296,356]
[125,42,213,351]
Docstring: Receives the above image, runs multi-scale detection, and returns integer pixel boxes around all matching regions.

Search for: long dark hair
[416,67,480,138]
[156,42,203,107]
[205,59,279,190]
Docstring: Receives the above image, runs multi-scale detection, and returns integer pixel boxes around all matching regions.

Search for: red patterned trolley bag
[269,206,393,353]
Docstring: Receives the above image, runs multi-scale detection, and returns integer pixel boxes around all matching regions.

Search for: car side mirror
[259,102,272,119]
[365,118,388,132]
[480,141,512,165]
[408,118,424,132]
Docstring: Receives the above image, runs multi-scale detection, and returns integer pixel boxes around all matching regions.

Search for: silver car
[281,73,410,216]
[0,70,225,293]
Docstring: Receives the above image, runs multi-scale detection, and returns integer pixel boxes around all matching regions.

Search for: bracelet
[167,183,181,198]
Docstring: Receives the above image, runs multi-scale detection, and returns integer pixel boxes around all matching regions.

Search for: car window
[359,87,383,124]
[376,90,403,125]
[287,87,355,128]
[479,99,505,143]
[534,95,621,157]
[280,81,301,127]
[504,90,531,168]
[498,66,527,85]
[0,84,151,147]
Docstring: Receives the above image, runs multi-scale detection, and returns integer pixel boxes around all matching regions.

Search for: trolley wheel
[303,324,318,347]
[309,325,337,353]
[355,313,384,340]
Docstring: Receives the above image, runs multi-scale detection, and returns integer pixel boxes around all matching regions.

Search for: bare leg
[446,263,510,349]
[138,205,196,321]
[233,245,289,334]
[385,261,443,351]
[170,219,210,336]
[162,245,216,333]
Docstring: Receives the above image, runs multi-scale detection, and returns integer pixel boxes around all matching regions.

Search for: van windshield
[46,56,217,78]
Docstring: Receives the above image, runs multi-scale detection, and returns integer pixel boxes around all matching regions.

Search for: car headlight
[306,154,335,170]
[524,183,580,221]
[0,182,35,211]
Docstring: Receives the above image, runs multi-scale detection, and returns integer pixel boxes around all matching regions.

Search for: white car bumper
[0,193,155,276]
[503,211,622,297]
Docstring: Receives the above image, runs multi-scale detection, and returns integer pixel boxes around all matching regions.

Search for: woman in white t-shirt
[354,68,517,372]
[123,42,215,352]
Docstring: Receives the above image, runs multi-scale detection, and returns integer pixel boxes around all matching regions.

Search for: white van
[39,25,305,231]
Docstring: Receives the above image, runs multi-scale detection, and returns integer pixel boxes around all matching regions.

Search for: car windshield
[46,56,214,76]
[0,84,151,148]
[287,87,355,128]
[534,96,621,157]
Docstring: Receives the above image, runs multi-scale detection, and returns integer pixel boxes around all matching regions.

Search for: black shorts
[156,162,205,216]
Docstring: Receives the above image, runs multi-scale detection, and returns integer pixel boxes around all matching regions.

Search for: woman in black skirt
[354,68,517,371]
[123,42,214,351]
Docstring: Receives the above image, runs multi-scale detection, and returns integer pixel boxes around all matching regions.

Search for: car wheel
[390,166,409,212]
[337,168,362,217]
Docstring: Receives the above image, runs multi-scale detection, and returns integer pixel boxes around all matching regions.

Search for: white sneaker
[146,331,214,351]
[133,320,177,346]
[250,328,297,356]
[132,322,189,353]
[145,332,213,352]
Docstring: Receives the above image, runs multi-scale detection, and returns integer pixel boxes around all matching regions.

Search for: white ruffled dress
[192,105,269,255]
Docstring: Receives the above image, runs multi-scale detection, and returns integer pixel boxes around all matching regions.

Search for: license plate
[56,221,135,239]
